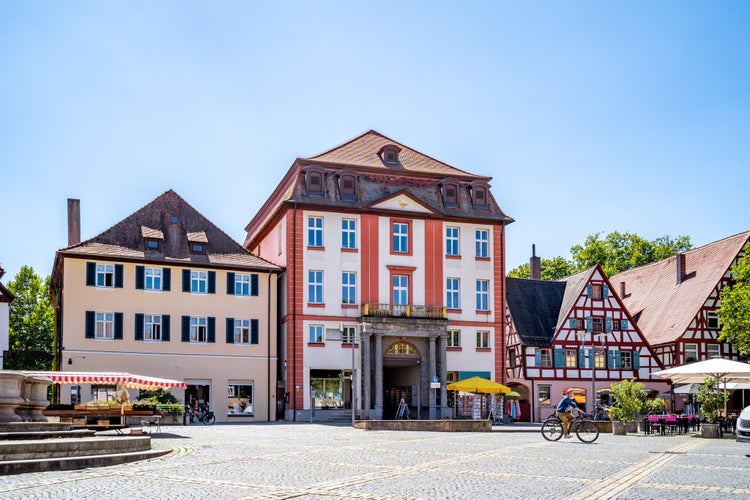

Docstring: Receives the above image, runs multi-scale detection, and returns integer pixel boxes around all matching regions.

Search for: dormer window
[190,243,205,254]
[470,184,489,209]
[141,226,164,252]
[187,231,208,254]
[145,239,161,251]
[440,181,460,208]
[378,144,402,166]
[339,173,357,201]
[305,169,325,196]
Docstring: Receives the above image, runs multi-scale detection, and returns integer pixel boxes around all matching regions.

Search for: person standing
[556,389,578,438]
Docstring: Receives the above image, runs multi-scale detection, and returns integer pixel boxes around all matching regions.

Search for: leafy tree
[5,266,55,370]
[718,251,750,356]
[507,257,576,280]
[571,231,692,277]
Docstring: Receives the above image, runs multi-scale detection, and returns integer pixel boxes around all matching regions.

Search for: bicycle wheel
[541,418,563,441]
[204,414,216,425]
[575,420,599,443]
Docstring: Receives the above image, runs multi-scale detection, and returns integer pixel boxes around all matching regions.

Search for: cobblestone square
[2,424,749,499]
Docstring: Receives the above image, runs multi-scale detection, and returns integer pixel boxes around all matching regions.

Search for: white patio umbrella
[652,358,750,416]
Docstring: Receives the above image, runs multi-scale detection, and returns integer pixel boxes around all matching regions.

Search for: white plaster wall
[0,302,9,369]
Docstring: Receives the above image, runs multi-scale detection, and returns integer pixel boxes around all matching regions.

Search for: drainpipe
[267,271,272,422]
[500,219,506,385]
[292,202,297,422]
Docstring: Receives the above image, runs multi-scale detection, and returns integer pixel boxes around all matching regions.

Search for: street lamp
[579,330,608,413]
[341,322,370,426]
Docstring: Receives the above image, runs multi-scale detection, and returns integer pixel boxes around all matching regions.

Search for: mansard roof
[611,231,750,347]
[56,190,280,272]
[244,130,513,247]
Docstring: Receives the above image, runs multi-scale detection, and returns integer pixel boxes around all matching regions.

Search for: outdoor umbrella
[446,376,511,394]
[652,358,750,416]
[20,371,187,390]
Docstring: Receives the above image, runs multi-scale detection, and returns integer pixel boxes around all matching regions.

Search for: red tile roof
[612,231,750,346]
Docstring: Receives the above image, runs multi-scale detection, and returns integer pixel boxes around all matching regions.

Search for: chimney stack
[530,244,541,280]
[620,281,626,298]
[676,252,686,285]
[67,198,81,247]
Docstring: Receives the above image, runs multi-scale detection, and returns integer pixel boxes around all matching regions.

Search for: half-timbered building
[612,231,749,367]
[505,264,666,422]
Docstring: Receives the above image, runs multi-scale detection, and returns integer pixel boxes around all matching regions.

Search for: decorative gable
[369,191,436,214]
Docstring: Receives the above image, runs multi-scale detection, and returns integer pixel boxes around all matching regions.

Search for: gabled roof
[307,130,489,179]
[611,231,750,346]
[506,277,566,346]
[244,130,513,247]
[57,190,280,272]
[0,281,14,304]
[555,267,598,330]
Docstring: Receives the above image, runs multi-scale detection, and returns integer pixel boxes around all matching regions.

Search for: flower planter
[701,423,720,439]
[626,421,639,434]
[612,421,627,435]
[0,372,25,423]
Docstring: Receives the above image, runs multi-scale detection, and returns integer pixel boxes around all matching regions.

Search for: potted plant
[644,397,666,415]
[609,378,647,435]
[695,377,728,438]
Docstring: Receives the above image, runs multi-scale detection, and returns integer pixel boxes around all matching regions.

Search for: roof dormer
[187,231,208,254]
[303,168,326,197]
[378,144,402,166]
[141,226,164,252]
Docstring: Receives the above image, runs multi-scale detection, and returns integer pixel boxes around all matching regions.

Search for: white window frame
[447,329,460,348]
[144,314,162,342]
[95,312,114,339]
[707,344,720,359]
[342,272,356,305]
[393,223,409,253]
[145,267,162,291]
[191,271,207,294]
[308,271,324,304]
[707,311,720,329]
[190,317,208,343]
[342,219,357,249]
[476,280,489,311]
[308,216,323,247]
[235,273,251,296]
[234,319,253,344]
[342,326,356,344]
[621,350,633,369]
[446,227,460,256]
[227,381,253,416]
[446,278,460,309]
[309,324,324,343]
[96,264,115,288]
[476,330,490,349]
[685,343,698,362]
[475,229,489,258]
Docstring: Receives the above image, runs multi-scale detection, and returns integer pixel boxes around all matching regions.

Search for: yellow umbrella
[446,376,511,394]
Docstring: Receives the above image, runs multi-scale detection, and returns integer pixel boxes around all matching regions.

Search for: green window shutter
[251,319,259,344]
[586,316,593,332]
[633,351,640,369]
[135,266,145,290]
[114,264,124,288]
[85,311,95,338]
[86,262,96,286]
[182,270,190,292]
[578,349,586,368]
[163,268,171,291]
[535,349,541,367]
[135,313,144,341]
[568,318,577,329]
[607,350,616,369]
[226,318,235,344]
[251,274,259,297]
[208,317,216,343]
[181,316,190,342]
[603,284,609,299]
[226,272,235,295]
[553,348,566,368]
[114,312,123,339]
[621,319,629,330]
[586,283,592,298]
[162,315,170,342]
[208,271,216,294]
[605,316,613,333]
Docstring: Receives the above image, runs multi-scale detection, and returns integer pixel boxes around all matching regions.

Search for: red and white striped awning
[21,371,187,390]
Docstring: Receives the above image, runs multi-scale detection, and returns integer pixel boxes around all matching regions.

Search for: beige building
[50,191,281,423]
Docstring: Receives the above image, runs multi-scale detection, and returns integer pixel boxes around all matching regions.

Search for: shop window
[310,370,345,409]
[538,385,551,405]
[227,382,253,416]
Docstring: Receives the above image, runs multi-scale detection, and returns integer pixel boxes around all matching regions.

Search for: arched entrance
[383,341,421,419]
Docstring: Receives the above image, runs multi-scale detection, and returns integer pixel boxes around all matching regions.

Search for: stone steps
[0,435,152,461]
[0,428,96,440]
[0,448,171,475]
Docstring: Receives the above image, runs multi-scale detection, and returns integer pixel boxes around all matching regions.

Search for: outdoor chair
[647,415,662,435]
[664,415,678,434]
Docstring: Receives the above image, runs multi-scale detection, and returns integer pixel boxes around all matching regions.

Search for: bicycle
[541,410,599,443]
[189,409,216,425]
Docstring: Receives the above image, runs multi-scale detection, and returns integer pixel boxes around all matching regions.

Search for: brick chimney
[530,244,541,280]
[676,252,686,285]
[67,198,81,247]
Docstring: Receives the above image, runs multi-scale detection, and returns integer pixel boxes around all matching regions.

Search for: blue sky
[1,1,749,283]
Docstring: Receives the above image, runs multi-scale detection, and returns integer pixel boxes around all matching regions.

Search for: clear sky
[1,1,749,283]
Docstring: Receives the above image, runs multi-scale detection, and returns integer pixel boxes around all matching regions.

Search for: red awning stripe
[20,371,187,389]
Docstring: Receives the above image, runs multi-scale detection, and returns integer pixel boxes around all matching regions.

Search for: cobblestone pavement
[3,423,750,499]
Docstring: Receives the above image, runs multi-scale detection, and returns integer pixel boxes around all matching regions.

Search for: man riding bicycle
[556,389,578,439]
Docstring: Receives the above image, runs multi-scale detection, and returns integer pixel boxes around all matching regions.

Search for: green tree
[570,231,692,277]
[718,251,750,356]
[5,266,55,370]
[507,257,576,280]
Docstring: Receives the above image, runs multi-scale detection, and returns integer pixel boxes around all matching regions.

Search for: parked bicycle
[541,410,599,443]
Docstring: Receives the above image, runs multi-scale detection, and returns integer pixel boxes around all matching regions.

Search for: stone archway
[382,341,421,418]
